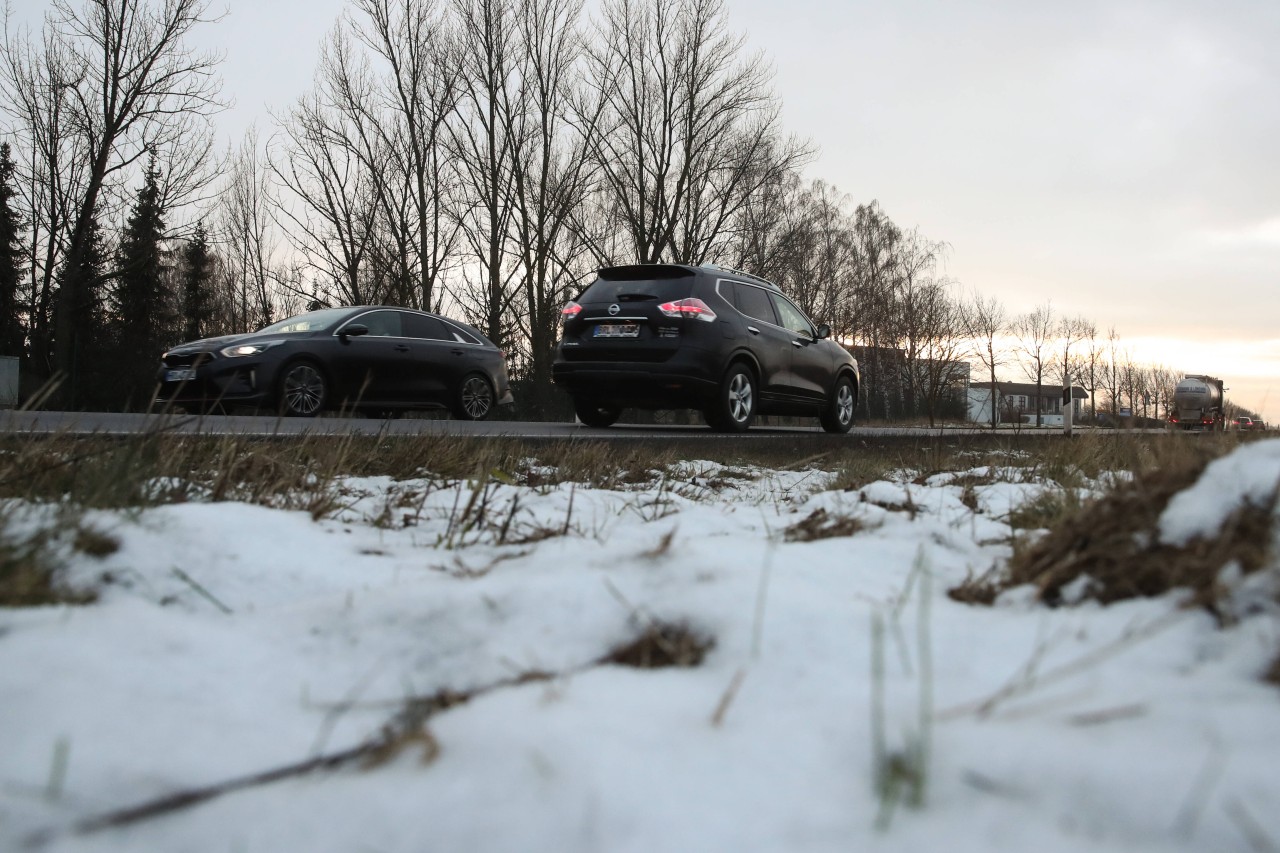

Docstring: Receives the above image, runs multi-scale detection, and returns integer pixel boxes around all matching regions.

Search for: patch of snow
[1,452,1277,852]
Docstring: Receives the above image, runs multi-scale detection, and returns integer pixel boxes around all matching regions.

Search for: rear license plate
[165,369,198,382]
[594,324,640,338]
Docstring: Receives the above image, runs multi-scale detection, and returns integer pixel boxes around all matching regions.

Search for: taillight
[657,298,717,322]
[560,301,582,323]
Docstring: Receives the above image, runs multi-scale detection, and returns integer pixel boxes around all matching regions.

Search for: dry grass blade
[784,507,865,542]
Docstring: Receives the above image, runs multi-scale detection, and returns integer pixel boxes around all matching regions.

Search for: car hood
[164,334,255,356]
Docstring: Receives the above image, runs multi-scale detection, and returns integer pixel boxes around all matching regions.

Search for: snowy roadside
[2,444,1278,852]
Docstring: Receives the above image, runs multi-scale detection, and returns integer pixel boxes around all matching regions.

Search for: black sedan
[156,306,514,418]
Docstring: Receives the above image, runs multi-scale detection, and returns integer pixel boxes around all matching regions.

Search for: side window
[734,283,778,325]
[444,323,481,345]
[769,294,814,338]
[401,312,449,341]
[359,310,402,337]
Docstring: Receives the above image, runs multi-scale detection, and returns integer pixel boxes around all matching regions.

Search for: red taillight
[560,301,582,323]
[657,297,717,322]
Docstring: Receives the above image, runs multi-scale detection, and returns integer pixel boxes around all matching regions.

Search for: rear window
[578,273,694,304]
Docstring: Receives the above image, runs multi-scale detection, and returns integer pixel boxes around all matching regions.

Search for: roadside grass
[949,435,1277,620]
[0,428,1264,608]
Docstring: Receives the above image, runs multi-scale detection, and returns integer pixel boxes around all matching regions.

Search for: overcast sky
[16,0,1280,418]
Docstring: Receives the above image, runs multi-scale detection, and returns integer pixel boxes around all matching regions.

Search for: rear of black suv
[552,263,859,432]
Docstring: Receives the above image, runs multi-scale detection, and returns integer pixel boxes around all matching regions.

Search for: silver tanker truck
[1169,375,1225,431]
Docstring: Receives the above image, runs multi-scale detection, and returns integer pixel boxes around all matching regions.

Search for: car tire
[278,360,328,417]
[705,363,756,432]
[820,375,856,434]
[454,373,495,420]
[574,397,622,428]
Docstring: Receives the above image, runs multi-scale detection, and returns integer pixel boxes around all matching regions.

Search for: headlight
[220,340,284,358]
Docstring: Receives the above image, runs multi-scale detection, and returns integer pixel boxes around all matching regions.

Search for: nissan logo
[608,304,620,316]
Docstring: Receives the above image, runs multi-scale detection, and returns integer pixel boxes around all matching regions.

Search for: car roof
[596,263,781,291]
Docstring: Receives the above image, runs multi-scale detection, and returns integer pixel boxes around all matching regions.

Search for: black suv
[552,263,859,432]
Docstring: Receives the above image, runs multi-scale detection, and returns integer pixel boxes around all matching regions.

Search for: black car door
[330,309,406,404]
[768,293,832,403]
[727,282,792,399]
[400,311,471,406]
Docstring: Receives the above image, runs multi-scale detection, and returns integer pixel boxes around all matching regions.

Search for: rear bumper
[552,361,718,408]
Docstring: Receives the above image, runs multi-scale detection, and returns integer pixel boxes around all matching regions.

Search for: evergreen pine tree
[57,214,110,408]
[182,222,213,341]
[0,143,24,359]
[113,157,172,408]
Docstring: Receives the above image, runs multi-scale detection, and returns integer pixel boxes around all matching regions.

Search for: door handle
[746,326,760,335]
[393,344,411,352]
[792,340,804,348]
[451,349,465,356]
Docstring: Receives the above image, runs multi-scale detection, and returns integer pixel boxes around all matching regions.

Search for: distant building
[967,381,1087,425]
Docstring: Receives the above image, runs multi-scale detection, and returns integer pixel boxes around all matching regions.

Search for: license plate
[594,323,640,338]
[165,368,197,382]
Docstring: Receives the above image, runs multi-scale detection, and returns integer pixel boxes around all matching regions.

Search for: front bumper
[155,358,277,409]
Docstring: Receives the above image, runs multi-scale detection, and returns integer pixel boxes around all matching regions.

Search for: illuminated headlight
[220,340,284,358]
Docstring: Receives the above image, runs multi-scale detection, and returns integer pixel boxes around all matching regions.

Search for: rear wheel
[278,361,327,417]
[704,364,756,432]
[453,373,495,420]
[574,397,622,428]
[820,376,856,433]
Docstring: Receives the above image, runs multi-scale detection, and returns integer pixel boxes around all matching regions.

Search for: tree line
[0,0,1251,423]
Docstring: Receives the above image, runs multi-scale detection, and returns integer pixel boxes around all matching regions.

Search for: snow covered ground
[2,442,1279,852]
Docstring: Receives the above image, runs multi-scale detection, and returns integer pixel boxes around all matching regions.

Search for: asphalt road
[0,409,1015,441]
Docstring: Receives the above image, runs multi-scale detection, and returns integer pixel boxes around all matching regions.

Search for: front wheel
[453,374,495,420]
[279,361,328,417]
[820,376,856,433]
[574,398,622,428]
[704,364,756,432]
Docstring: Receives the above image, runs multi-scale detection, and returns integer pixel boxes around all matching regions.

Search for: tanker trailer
[1169,375,1225,431]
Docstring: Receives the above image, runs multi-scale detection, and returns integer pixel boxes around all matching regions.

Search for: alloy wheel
[836,382,854,425]
[460,376,494,420]
[727,372,753,424]
[283,364,325,416]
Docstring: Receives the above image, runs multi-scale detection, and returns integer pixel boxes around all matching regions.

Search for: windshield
[256,308,353,335]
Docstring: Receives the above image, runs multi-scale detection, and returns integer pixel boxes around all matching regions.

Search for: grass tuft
[950,439,1278,620]
[784,507,866,542]
[605,621,713,669]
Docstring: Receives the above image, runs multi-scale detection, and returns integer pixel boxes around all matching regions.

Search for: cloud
[1199,217,1280,248]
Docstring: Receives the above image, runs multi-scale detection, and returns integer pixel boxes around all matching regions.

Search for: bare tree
[219,127,279,332]
[1,0,224,397]
[448,0,521,347]
[1078,320,1101,422]
[504,0,600,412]
[1103,325,1123,416]
[755,179,853,330]
[910,280,967,427]
[271,26,384,306]
[348,0,460,311]
[1012,302,1054,425]
[846,201,901,419]
[888,228,947,416]
[584,0,808,265]
[961,289,1007,428]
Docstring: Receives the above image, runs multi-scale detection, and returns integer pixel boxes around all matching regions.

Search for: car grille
[162,351,218,369]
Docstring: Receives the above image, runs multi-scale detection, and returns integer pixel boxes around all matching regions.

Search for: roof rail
[697,262,778,289]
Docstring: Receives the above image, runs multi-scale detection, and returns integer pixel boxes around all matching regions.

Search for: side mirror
[816,324,831,340]
[339,323,369,340]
